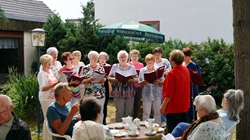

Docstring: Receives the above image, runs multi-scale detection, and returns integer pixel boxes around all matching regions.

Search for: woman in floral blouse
[82,51,106,124]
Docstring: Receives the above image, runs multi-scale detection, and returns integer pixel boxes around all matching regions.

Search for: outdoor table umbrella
[97,22,165,43]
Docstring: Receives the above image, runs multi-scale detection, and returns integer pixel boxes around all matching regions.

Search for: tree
[43,13,66,53]
[233,0,250,139]
[0,8,9,22]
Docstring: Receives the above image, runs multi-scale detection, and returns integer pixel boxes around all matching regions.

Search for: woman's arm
[41,82,59,91]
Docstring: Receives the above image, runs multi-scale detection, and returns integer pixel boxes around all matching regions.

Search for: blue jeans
[161,114,166,123]
[171,122,190,137]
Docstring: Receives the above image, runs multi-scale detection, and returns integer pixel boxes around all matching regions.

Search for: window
[139,20,160,31]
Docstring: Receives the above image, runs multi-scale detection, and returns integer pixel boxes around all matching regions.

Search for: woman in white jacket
[72,96,113,140]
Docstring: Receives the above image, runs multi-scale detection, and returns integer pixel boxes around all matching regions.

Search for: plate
[144,130,157,136]
[114,132,127,137]
[128,131,139,136]
[110,129,120,134]
[140,121,148,126]
[157,127,165,133]
[115,124,124,129]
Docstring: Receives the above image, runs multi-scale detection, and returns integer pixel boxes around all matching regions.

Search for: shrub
[0,67,40,120]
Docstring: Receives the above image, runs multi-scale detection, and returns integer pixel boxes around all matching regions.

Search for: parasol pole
[128,38,133,62]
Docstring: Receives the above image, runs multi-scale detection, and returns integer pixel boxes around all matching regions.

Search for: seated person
[47,83,79,140]
[217,89,244,129]
[72,96,113,140]
[0,95,31,140]
[176,95,226,140]
[171,89,244,137]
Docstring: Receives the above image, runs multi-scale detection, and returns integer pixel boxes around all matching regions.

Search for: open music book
[144,66,165,83]
[58,70,86,87]
[162,133,175,140]
[115,72,135,84]
[92,71,106,82]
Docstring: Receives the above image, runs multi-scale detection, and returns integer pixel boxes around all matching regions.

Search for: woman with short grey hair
[81,50,106,124]
[98,51,111,125]
[177,95,226,140]
[108,50,138,122]
[46,47,62,76]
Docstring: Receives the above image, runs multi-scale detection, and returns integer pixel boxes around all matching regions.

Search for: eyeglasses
[119,56,127,59]
[68,58,74,61]
[146,62,154,65]
[131,55,138,58]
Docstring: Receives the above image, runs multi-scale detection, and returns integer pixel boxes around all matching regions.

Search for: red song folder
[115,72,135,84]
[144,66,165,83]
[104,65,112,76]
[189,70,205,86]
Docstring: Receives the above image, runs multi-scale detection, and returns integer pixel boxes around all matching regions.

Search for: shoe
[160,122,166,127]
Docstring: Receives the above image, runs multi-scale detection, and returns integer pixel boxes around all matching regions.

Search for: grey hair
[46,47,58,55]
[54,83,68,99]
[88,51,99,59]
[0,94,13,108]
[117,50,128,60]
[99,52,109,61]
[72,50,81,56]
[224,89,244,121]
[194,95,216,113]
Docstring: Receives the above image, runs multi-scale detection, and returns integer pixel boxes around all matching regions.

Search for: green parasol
[98,22,165,43]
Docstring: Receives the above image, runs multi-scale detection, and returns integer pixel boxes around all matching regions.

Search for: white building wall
[23,32,37,75]
[95,0,233,43]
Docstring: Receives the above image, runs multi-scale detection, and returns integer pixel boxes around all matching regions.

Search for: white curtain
[0,38,19,49]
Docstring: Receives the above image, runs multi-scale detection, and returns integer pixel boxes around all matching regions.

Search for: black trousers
[133,87,142,119]
[166,112,187,133]
[103,80,109,124]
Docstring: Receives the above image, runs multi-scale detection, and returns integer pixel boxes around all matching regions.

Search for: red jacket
[162,65,190,114]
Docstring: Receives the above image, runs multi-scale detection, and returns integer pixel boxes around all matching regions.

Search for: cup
[133,118,140,128]
[147,118,154,126]
[129,125,137,135]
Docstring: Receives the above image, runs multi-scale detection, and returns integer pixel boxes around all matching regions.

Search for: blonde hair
[72,50,81,56]
[145,54,155,62]
[130,49,140,56]
[40,54,53,65]
[169,49,185,65]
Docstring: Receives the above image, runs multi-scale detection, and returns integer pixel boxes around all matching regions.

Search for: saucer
[144,130,157,136]
[110,129,120,134]
[128,131,139,136]
[114,132,127,137]
[115,124,124,129]
[140,121,148,126]
[157,127,165,133]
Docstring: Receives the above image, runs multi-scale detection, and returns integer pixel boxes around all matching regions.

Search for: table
[106,123,164,140]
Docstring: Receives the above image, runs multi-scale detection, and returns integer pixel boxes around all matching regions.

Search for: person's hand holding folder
[139,80,148,86]
[69,78,81,87]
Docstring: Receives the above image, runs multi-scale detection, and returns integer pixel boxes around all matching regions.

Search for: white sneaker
[160,122,166,127]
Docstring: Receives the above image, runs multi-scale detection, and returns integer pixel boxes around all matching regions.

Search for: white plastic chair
[220,133,230,140]
[225,120,240,140]
[45,120,72,140]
